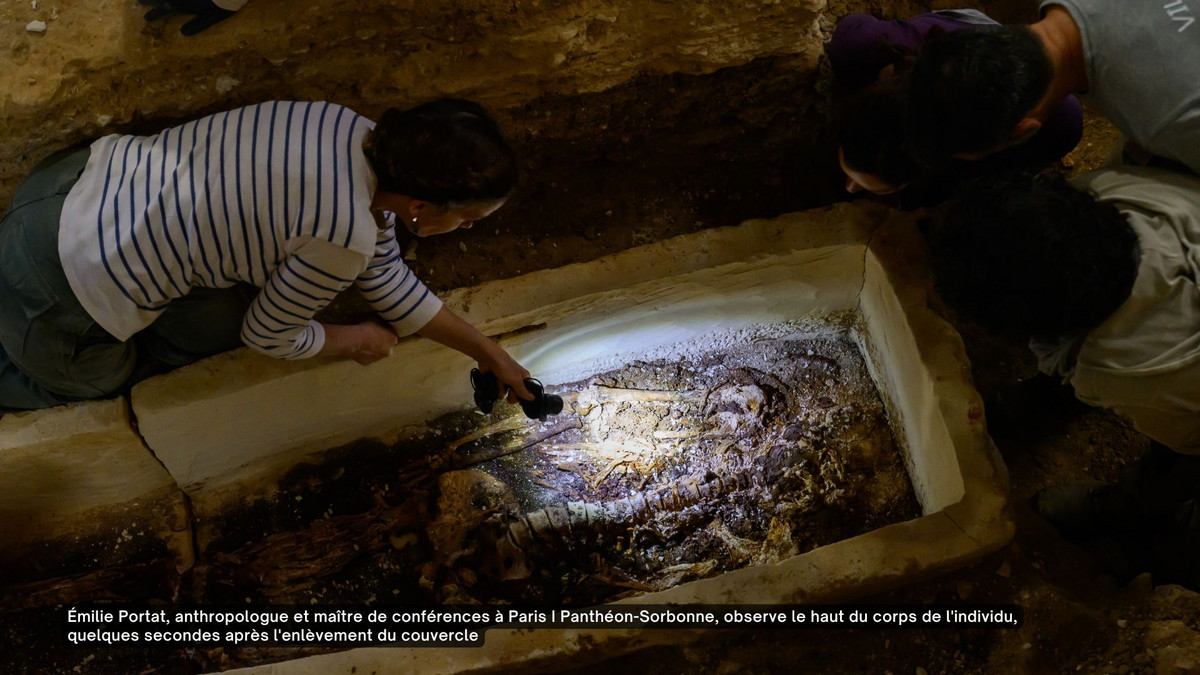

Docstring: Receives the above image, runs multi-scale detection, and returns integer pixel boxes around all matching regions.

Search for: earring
[411,217,420,235]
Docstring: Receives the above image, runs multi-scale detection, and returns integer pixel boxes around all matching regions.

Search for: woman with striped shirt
[0,98,534,413]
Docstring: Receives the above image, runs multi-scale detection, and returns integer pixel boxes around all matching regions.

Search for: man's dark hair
[364,98,518,207]
[838,76,923,188]
[929,172,1139,341]
[907,26,1053,167]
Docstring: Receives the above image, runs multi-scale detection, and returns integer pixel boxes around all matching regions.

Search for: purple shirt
[830,11,1084,173]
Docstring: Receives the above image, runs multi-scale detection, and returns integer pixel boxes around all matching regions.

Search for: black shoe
[1078,535,1150,584]
[984,374,1082,439]
[1032,480,1141,539]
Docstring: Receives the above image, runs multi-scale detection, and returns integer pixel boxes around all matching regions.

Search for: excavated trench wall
[0,1,1033,231]
[0,0,832,211]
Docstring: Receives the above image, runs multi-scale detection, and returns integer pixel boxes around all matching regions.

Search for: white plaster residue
[215,75,241,94]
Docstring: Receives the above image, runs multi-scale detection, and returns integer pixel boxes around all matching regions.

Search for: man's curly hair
[363,98,517,207]
[929,172,1139,340]
[907,26,1053,167]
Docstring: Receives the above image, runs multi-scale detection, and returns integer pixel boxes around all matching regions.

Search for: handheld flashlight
[470,368,564,421]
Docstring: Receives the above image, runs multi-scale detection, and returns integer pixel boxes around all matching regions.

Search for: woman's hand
[478,348,533,403]
[320,321,398,365]
[349,322,400,365]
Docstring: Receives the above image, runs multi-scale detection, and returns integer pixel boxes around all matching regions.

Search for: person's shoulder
[829,14,894,87]
[830,10,990,55]
[320,102,374,128]
[317,101,362,113]
[830,13,888,52]
[255,100,367,118]
[304,101,366,118]
[833,12,886,33]
[1076,167,1200,356]
[928,9,998,27]
[1075,165,1200,204]
[1038,0,1083,12]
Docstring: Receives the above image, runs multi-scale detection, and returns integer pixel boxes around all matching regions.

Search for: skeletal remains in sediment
[438,356,873,589]
[473,448,809,583]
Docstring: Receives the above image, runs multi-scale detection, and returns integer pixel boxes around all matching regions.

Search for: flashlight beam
[575,386,705,414]
[590,574,657,592]
[444,417,528,453]
[449,418,582,470]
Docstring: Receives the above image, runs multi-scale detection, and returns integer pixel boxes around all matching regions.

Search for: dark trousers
[1116,442,1200,588]
[0,147,254,414]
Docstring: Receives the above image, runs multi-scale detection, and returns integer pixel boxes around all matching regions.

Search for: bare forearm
[417,306,532,399]
[415,305,503,363]
[319,324,361,357]
[319,321,397,365]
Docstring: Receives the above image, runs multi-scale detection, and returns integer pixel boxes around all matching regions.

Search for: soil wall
[0,0,832,209]
[0,0,1036,217]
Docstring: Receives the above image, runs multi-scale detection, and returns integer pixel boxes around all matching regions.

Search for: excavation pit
[130,205,1009,673]
[0,205,1012,674]
[195,330,919,612]
[436,332,919,605]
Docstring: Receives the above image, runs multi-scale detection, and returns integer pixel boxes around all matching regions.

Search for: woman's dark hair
[907,26,1053,167]
[838,76,922,188]
[364,98,518,207]
[929,172,1139,341]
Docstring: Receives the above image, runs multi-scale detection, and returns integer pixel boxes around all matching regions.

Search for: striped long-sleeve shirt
[58,101,442,359]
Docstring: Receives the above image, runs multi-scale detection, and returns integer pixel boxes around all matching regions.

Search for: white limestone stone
[0,399,190,571]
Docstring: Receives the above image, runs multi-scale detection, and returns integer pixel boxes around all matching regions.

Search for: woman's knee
[146,284,254,364]
[57,340,138,398]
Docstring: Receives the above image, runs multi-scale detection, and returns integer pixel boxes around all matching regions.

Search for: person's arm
[1074,365,1200,456]
[319,321,398,365]
[316,305,533,400]
[416,305,534,402]
[241,240,368,360]
[353,226,533,399]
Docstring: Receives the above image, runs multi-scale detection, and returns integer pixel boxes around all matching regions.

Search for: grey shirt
[1033,166,1200,454]
[1042,0,1200,175]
